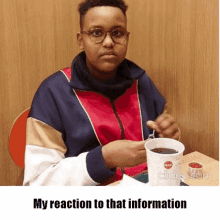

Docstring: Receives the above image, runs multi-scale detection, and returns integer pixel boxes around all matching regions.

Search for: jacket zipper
[110,99,126,175]
[110,99,125,140]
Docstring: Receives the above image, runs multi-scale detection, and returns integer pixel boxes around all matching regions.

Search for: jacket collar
[69,51,145,100]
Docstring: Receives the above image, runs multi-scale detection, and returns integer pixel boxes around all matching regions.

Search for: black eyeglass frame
[80,29,130,44]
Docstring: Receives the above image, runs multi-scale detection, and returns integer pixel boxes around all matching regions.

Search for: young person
[23,0,180,186]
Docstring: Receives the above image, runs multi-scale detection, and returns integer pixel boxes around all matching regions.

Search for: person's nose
[102,32,114,47]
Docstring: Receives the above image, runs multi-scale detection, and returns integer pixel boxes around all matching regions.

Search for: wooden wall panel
[0,0,218,185]
[126,0,219,159]
[0,0,82,185]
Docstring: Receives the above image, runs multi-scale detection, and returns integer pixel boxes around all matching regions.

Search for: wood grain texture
[0,0,218,185]
[0,0,82,185]
[126,0,219,159]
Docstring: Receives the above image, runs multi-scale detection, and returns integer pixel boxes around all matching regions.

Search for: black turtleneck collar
[69,51,145,100]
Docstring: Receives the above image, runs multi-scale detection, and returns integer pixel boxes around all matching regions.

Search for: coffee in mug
[150,148,178,154]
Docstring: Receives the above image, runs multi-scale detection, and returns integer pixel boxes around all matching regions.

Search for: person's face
[77,6,129,76]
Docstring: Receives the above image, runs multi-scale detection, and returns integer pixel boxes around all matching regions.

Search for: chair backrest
[9,109,30,168]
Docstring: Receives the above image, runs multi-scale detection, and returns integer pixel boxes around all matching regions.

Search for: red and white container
[188,162,203,179]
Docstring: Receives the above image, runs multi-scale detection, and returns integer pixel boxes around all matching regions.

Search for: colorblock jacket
[23,52,165,186]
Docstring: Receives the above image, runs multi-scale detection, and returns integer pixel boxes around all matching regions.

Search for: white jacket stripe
[23,145,98,186]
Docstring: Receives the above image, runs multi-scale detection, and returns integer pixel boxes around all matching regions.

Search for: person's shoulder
[37,68,71,92]
[41,68,71,87]
[138,71,151,83]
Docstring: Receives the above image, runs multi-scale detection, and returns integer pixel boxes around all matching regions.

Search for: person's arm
[23,73,148,186]
[23,145,96,186]
[139,74,180,140]
[23,117,116,186]
[23,76,116,186]
[23,118,147,185]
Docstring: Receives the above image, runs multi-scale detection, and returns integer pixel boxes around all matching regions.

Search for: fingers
[155,114,175,131]
[136,154,147,165]
[158,122,179,138]
[146,113,180,140]
[130,149,147,167]
[117,140,147,167]
[131,140,146,150]
[172,128,181,140]
[146,120,157,130]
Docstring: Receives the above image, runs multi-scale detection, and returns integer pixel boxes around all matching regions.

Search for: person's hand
[146,113,180,140]
[102,140,147,169]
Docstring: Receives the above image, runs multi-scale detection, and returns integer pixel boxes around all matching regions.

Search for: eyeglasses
[81,27,130,44]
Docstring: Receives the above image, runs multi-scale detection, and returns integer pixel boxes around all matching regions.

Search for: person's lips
[100,51,117,59]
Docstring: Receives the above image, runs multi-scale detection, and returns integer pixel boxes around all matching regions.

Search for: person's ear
[77,32,84,50]
[127,33,130,43]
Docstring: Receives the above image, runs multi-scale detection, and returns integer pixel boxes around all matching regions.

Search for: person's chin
[98,62,119,73]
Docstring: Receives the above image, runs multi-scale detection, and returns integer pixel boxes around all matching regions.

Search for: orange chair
[9,109,30,168]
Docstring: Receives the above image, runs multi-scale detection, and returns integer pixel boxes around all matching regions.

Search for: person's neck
[86,59,117,83]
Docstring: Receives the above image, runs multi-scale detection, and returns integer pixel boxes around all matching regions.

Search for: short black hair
[78,0,128,30]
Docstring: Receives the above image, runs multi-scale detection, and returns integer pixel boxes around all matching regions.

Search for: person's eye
[91,29,103,37]
[112,30,124,37]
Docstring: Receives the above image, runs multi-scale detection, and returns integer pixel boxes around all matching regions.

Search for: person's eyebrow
[88,25,125,30]
[88,25,103,29]
[111,25,125,29]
